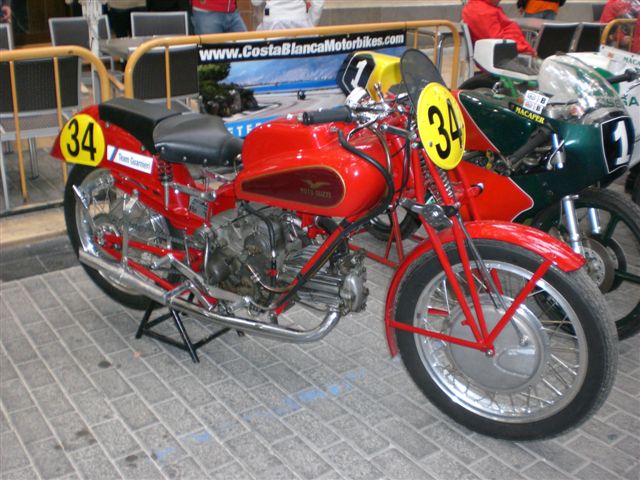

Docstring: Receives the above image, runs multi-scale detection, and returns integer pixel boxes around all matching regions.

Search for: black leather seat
[153,113,243,167]
[98,97,243,166]
[99,97,179,154]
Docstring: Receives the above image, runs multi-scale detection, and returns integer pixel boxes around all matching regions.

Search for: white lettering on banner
[108,146,154,174]
[199,32,406,63]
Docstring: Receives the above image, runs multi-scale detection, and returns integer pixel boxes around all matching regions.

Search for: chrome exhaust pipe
[78,250,340,343]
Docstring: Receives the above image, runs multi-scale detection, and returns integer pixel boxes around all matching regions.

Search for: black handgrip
[301,106,352,125]
[607,69,639,85]
[509,126,553,162]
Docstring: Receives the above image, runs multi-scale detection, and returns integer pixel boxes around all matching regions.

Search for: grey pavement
[1,257,639,480]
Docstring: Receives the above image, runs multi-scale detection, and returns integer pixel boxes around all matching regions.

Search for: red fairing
[454,91,498,153]
[237,118,388,217]
[454,161,534,221]
[383,221,585,356]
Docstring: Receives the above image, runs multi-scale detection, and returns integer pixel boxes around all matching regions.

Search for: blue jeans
[191,10,247,34]
[524,11,557,20]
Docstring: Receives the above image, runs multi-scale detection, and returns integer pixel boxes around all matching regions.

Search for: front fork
[560,195,601,256]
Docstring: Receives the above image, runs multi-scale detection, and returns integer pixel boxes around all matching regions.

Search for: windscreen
[400,49,446,109]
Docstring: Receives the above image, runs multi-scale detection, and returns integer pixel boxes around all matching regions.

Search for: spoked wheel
[533,187,640,340]
[64,165,174,309]
[395,240,617,440]
[366,207,421,241]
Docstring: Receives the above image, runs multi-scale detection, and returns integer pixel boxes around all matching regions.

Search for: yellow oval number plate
[60,114,105,166]
[417,83,465,170]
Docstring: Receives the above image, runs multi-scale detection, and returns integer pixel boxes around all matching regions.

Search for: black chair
[130,45,199,112]
[130,11,189,37]
[572,22,605,52]
[49,16,115,70]
[0,57,81,209]
[534,22,580,59]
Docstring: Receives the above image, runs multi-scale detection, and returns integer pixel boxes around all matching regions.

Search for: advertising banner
[197,29,407,136]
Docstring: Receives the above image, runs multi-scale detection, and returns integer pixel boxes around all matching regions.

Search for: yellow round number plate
[60,114,105,166]
[417,82,465,170]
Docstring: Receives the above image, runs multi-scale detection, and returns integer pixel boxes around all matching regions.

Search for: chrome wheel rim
[413,260,588,423]
[74,168,171,291]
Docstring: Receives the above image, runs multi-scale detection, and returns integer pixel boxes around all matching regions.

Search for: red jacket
[600,0,633,23]
[191,0,238,12]
[462,0,536,55]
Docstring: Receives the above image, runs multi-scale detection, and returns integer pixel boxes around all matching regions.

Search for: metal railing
[0,46,110,209]
[123,20,462,107]
[601,18,637,51]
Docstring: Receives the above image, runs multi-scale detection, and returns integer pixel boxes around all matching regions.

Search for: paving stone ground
[1,249,639,479]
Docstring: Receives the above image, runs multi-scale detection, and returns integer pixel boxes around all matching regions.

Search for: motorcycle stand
[135,301,231,363]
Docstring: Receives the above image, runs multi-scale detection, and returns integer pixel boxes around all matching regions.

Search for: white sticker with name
[107,145,153,174]
[523,91,549,114]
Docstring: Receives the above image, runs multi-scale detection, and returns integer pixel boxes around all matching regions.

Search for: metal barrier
[601,18,637,51]
[124,20,462,107]
[0,46,110,210]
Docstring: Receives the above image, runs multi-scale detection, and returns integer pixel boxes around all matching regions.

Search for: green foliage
[198,63,231,83]
[197,62,258,117]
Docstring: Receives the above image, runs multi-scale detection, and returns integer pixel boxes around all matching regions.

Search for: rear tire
[458,73,498,90]
[395,240,617,440]
[64,165,171,310]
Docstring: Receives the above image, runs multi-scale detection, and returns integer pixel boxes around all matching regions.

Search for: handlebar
[300,106,353,125]
[607,69,639,85]
[508,126,553,163]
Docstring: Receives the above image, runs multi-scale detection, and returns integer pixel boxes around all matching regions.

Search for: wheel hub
[447,295,549,393]
[583,236,622,293]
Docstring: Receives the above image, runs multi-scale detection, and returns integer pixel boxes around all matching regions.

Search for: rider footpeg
[399,199,453,230]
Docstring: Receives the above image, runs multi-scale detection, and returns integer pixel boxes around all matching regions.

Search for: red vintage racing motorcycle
[341,43,640,340]
[51,49,617,440]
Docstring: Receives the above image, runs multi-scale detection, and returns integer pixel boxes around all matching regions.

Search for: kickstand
[135,301,230,363]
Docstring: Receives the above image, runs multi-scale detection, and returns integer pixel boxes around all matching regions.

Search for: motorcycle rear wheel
[394,240,617,440]
[533,187,640,340]
[64,165,173,310]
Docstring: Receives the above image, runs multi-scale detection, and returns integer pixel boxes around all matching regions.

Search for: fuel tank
[236,117,388,218]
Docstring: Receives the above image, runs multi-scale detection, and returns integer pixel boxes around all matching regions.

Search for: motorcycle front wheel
[533,187,640,340]
[394,240,617,440]
[64,165,173,310]
[366,207,421,242]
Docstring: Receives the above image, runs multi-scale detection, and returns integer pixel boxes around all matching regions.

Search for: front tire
[394,240,617,440]
[533,187,640,340]
[64,165,172,310]
[366,207,421,242]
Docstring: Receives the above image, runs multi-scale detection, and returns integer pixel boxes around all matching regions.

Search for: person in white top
[251,0,324,30]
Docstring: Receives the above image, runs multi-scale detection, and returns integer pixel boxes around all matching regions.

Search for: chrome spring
[158,160,173,209]
[158,159,173,183]
[419,151,443,204]
[437,166,455,202]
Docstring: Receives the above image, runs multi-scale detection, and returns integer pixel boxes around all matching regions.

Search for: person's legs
[191,9,226,34]
[226,11,247,33]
